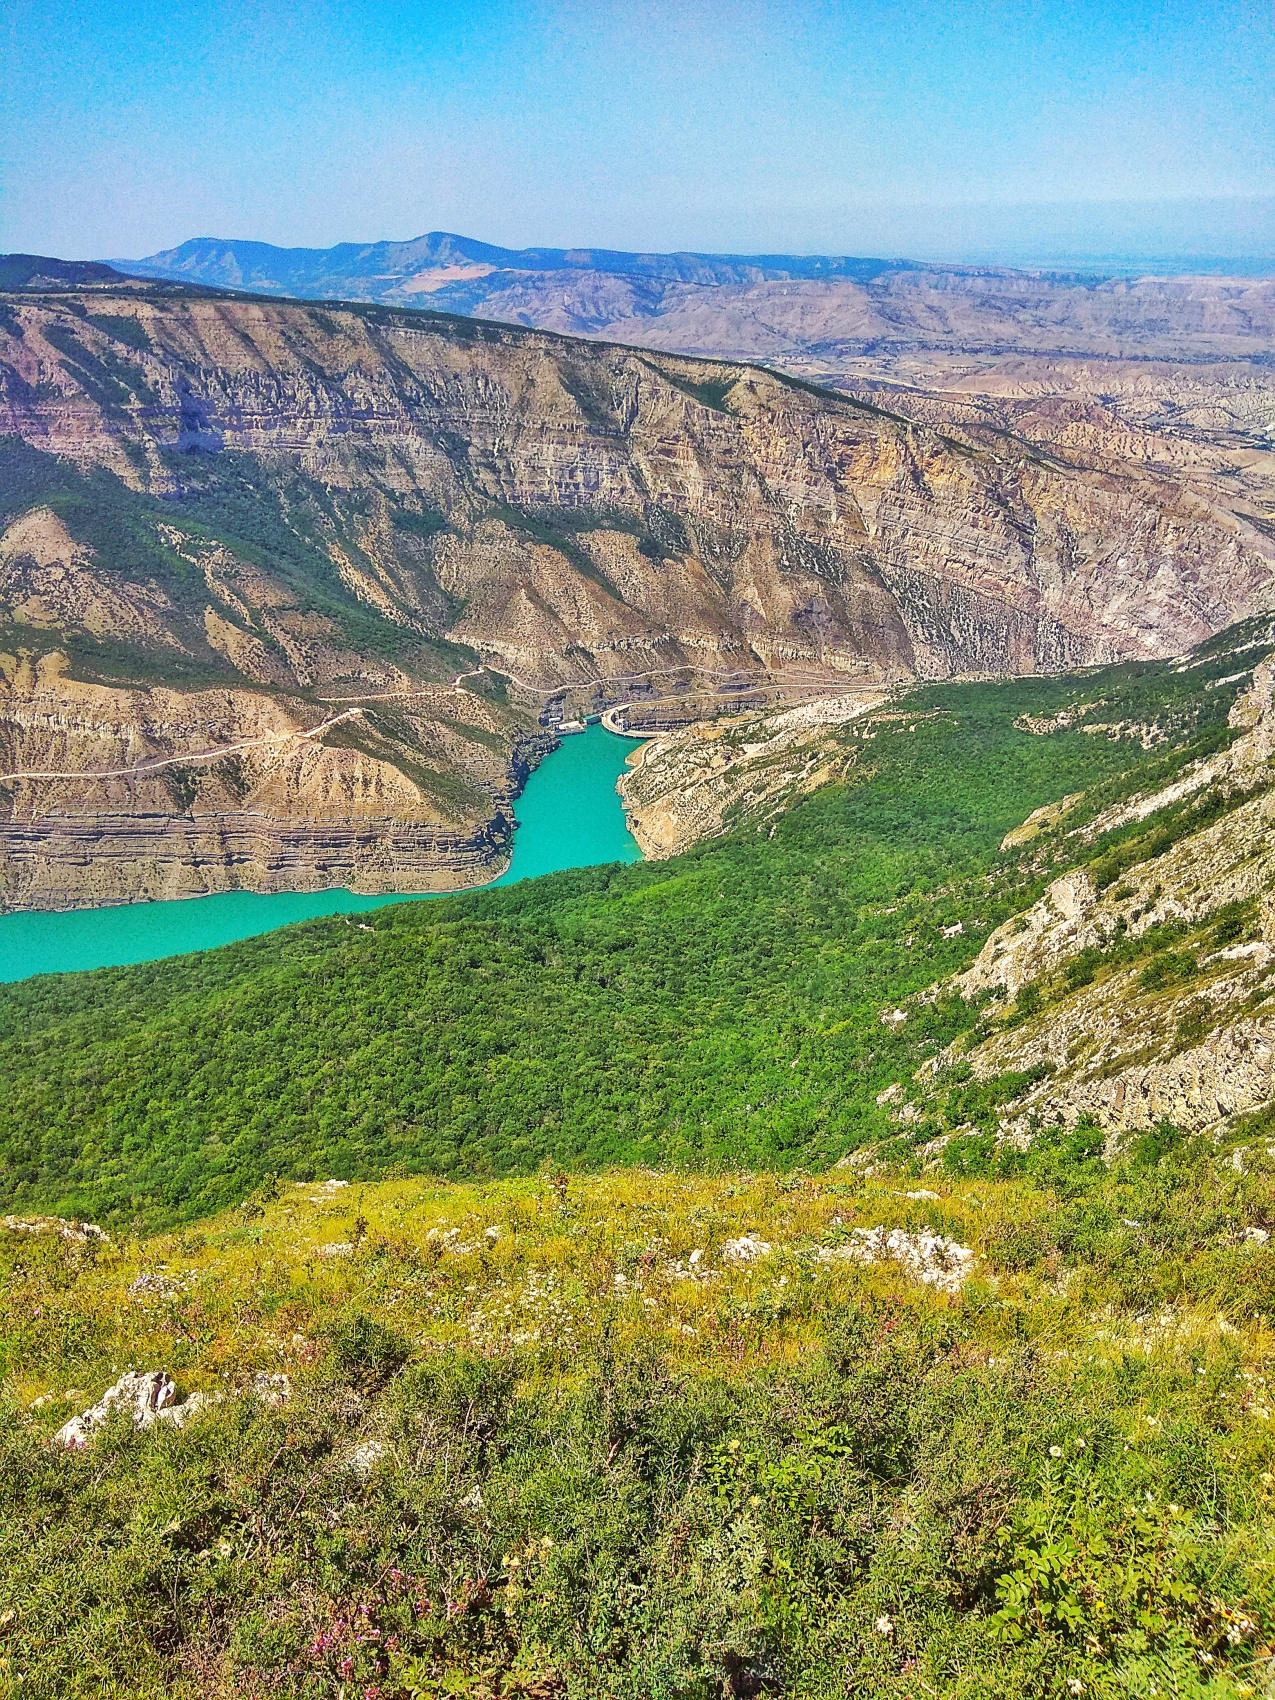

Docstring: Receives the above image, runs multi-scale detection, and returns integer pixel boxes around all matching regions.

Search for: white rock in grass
[251,1372,292,1407]
[4,1214,110,1245]
[348,1441,386,1479]
[54,1370,177,1449]
[821,1228,976,1294]
[167,1390,220,1427]
[722,1234,773,1263]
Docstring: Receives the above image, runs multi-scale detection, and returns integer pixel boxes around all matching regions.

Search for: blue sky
[2,0,1272,265]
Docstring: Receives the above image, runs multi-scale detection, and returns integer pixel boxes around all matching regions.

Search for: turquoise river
[0,724,643,983]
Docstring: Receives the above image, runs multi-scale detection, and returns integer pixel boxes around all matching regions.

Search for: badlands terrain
[1,251,1272,908]
[128,232,1275,583]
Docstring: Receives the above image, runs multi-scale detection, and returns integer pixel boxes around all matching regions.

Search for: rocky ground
[618,690,886,857]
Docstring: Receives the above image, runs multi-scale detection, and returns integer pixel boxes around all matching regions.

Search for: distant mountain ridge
[0,254,134,291]
[115,230,1275,370]
[118,231,917,301]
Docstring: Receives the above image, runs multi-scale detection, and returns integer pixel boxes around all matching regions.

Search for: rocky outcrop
[818,1227,976,1294]
[50,1366,288,1447]
[618,691,885,858]
[915,659,1275,1150]
[956,656,1275,1005]
[4,1214,109,1243]
[1,279,1272,909]
[54,1370,178,1448]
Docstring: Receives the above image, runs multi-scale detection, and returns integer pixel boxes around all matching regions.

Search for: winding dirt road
[0,709,365,786]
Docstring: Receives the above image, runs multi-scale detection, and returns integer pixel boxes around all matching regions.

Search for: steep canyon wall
[0,279,1271,907]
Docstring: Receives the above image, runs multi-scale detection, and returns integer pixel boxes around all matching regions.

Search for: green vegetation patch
[0,648,1256,1231]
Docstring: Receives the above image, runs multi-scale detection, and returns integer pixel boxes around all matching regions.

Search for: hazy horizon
[102,194,1274,281]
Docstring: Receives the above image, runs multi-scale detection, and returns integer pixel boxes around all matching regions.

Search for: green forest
[1,621,1266,1230]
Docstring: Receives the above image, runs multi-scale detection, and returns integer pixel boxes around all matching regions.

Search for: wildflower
[727,1438,740,1452]
[542,1535,553,1547]
[1049,1445,1063,1458]
[1075,1439,1085,1450]
[876,1615,894,1637]
[749,1495,761,1507]
[1068,1682,1083,1696]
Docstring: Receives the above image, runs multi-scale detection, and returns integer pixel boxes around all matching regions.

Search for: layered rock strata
[618,692,885,858]
[1,280,1273,908]
[0,651,546,910]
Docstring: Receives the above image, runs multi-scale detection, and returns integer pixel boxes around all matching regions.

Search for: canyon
[0,260,1273,908]
[126,236,1275,629]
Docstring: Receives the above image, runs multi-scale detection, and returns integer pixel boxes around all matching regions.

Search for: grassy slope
[0,631,1265,1228]
[2,1153,1272,1697]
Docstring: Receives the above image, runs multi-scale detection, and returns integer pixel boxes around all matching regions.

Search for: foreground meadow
[3,1151,1273,1698]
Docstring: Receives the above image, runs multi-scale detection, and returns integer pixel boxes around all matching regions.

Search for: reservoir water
[0,724,643,984]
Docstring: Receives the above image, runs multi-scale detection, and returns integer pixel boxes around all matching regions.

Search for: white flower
[1049,1445,1063,1458]
[875,1615,894,1637]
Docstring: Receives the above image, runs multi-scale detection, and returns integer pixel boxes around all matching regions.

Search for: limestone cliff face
[121,240,1275,593]
[0,652,546,909]
[0,280,1273,910]
[3,290,1270,684]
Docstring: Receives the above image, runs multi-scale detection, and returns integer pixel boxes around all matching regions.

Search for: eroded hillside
[861,638,1275,1166]
[1,277,1272,907]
